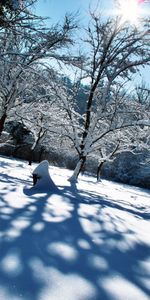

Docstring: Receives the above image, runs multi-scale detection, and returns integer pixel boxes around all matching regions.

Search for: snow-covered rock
[32,160,58,192]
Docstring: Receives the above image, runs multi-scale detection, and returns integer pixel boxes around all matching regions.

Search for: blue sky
[34,0,150,85]
[34,0,113,24]
[34,0,150,23]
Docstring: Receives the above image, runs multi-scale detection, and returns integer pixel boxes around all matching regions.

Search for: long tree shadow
[0,174,150,300]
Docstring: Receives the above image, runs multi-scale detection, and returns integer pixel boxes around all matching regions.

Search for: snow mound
[25,160,58,194]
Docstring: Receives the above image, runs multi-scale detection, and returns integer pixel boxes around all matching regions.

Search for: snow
[0,155,150,300]
[31,160,58,193]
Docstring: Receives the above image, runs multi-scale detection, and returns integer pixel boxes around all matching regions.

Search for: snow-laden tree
[133,82,150,156]
[0,5,78,135]
[95,124,144,181]
[59,11,150,181]
[95,83,150,181]
[0,1,53,32]
[0,0,22,17]
[0,1,36,28]
[11,69,69,164]
[15,103,48,165]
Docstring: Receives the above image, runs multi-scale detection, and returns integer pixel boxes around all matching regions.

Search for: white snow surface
[0,155,150,300]
[32,160,58,192]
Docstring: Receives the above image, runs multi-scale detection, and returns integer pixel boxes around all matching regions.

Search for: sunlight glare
[117,0,142,25]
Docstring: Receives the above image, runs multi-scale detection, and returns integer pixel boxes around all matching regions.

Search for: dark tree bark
[38,146,44,163]
[77,155,86,176]
[69,153,86,182]
[0,112,7,135]
[97,161,105,181]
[28,149,34,166]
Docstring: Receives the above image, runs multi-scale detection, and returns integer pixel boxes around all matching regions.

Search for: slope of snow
[0,155,150,300]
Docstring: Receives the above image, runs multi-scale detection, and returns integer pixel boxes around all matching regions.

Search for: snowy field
[0,155,150,300]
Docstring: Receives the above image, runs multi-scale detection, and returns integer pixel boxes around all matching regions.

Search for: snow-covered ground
[0,155,150,300]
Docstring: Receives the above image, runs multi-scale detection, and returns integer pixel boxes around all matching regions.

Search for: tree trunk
[97,161,105,182]
[38,146,44,163]
[0,111,7,135]
[28,129,44,165]
[69,155,86,182]
[28,149,34,166]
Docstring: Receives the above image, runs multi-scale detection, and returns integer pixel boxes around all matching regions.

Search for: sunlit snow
[0,155,150,300]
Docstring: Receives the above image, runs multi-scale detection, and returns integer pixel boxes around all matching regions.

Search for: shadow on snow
[0,170,150,300]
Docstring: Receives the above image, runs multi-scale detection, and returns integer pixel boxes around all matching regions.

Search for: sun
[117,0,142,25]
